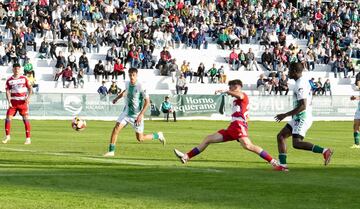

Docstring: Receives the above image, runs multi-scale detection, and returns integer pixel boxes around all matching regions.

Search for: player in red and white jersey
[3,63,32,145]
[174,79,281,170]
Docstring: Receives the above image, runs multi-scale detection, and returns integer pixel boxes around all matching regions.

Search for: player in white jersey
[274,62,333,171]
[350,95,360,148]
[104,68,165,157]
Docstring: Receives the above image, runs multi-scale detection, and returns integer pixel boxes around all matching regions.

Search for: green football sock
[109,144,116,152]
[354,132,359,145]
[153,133,159,140]
[279,153,287,165]
[312,145,324,154]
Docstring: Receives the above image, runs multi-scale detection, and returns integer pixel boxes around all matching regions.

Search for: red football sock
[259,150,273,163]
[5,119,11,136]
[186,147,200,159]
[23,119,31,138]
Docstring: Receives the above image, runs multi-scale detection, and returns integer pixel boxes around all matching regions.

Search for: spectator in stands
[113,59,125,81]
[278,32,286,47]
[55,51,66,69]
[323,79,332,96]
[23,58,34,77]
[168,59,179,83]
[316,78,324,95]
[26,71,39,94]
[217,66,226,84]
[184,62,193,83]
[108,81,121,95]
[268,31,279,47]
[67,51,77,72]
[39,38,49,59]
[104,62,113,81]
[176,74,188,95]
[309,78,318,95]
[208,64,218,84]
[279,74,289,96]
[49,42,57,60]
[158,47,171,76]
[268,75,279,95]
[228,29,240,48]
[87,32,100,53]
[79,52,90,74]
[306,49,316,71]
[16,42,27,65]
[238,50,247,70]
[229,48,239,71]
[180,60,188,77]
[62,66,77,88]
[197,62,205,84]
[24,28,36,51]
[334,56,347,78]
[77,69,85,89]
[128,45,139,68]
[97,81,108,101]
[94,60,105,82]
[261,48,273,71]
[161,96,176,122]
[217,29,230,50]
[246,48,259,71]
[257,74,270,95]
[106,45,117,65]
[345,56,355,77]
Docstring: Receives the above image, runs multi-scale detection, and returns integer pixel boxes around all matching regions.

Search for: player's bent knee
[292,136,304,149]
[277,133,285,141]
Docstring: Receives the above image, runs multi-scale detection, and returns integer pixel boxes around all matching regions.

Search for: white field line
[0,147,223,173]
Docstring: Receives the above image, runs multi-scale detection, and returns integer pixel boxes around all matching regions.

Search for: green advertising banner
[0,93,224,118]
[0,93,356,119]
[149,94,224,117]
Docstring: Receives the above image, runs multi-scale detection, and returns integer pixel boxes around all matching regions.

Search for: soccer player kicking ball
[3,63,32,145]
[274,62,333,171]
[104,68,165,157]
[174,79,281,169]
[350,95,360,148]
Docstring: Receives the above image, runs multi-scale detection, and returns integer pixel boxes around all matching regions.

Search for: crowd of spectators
[0,0,357,94]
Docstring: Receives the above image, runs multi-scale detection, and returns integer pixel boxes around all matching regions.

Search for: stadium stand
[0,0,358,96]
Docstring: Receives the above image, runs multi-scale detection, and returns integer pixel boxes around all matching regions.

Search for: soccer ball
[72,117,86,131]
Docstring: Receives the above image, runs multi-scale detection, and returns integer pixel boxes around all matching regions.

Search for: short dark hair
[289,62,304,74]
[228,79,243,87]
[128,67,138,74]
[13,63,20,68]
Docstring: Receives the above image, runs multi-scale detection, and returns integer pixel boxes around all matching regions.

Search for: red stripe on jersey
[231,92,249,121]
[6,76,30,101]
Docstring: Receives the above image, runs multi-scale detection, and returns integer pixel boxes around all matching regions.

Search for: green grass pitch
[0,120,359,209]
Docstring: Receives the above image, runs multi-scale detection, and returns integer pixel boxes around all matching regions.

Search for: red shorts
[7,100,29,117]
[218,120,248,142]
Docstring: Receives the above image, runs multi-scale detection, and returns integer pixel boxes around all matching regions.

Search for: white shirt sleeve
[296,79,310,100]
[139,83,149,99]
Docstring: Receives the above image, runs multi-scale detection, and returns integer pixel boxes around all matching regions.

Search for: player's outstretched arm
[275,99,306,122]
[215,90,243,99]
[112,90,126,104]
[350,96,360,100]
[225,90,244,99]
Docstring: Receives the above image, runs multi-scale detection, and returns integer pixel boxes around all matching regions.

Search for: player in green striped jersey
[104,68,165,157]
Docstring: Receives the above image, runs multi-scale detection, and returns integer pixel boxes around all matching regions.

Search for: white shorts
[287,117,313,137]
[355,111,360,120]
[116,112,144,133]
